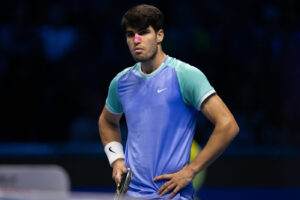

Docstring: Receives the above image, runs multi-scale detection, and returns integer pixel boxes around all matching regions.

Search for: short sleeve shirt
[105,56,215,199]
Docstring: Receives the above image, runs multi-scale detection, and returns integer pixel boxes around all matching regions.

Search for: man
[99,4,239,200]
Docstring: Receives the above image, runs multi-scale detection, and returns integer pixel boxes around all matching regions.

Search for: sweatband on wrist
[104,141,125,167]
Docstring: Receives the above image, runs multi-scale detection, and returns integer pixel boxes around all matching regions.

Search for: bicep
[200,94,235,125]
[99,106,123,127]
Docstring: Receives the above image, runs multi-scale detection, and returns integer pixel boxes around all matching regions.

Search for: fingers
[154,169,192,199]
[113,168,123,185]
[168,186,181,199]
[154,173,178,198]
[153,174,172,181]
[112,159,126,185]
[157,179,183,199]
[114,167,127,185]
[157,181,176,196]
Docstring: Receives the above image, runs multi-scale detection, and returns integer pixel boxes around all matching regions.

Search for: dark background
[0,0,300,193]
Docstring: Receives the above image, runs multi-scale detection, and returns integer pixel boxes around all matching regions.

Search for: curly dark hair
[121,4,164,32]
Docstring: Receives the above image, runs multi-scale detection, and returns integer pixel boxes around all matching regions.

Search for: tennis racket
[113,168,132,200]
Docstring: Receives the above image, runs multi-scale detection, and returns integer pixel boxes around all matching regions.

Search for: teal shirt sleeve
[105,67,132,114]
[175,62,216,110]
[105,76,123,114]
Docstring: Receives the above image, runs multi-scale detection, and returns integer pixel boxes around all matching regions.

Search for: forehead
[125,26,154,33]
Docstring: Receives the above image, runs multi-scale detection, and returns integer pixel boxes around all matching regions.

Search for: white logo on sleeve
[157,88,168,93]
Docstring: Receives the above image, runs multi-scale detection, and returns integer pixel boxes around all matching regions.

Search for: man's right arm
[98,106,127,184]
[99,106,122,146]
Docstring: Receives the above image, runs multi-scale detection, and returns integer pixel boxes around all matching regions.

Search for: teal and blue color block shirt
[106,56,215,199]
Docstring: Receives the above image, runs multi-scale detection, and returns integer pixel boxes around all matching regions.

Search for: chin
[133,55,148,62]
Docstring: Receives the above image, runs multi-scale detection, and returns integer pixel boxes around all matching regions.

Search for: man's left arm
[154,94,239,199]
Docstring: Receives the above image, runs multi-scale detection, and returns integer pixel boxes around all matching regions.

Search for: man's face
[125,26,163,62]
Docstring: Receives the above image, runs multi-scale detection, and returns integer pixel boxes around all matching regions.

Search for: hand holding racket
[113,168,132,200]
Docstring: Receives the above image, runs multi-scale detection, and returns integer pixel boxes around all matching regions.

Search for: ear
[156,29,164,44]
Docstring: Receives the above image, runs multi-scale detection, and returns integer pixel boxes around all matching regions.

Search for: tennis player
[99,4,239,200]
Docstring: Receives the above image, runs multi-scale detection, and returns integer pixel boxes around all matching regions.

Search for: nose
[133,35,142,42]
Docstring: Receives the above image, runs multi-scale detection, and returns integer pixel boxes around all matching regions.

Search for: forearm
[98,109,126,181]
[188,120,239,175]
[98,114,122,146]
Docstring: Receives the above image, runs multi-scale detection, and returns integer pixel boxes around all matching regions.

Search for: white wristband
[104,141,125,167]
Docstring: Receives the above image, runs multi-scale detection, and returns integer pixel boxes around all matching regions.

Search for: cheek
[145,38,156,48]
[127,40,133,50]
[150,40,157,50]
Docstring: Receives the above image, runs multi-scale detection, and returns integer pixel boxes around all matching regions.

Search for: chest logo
[157,88,168,94]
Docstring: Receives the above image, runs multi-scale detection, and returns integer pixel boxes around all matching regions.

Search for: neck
[141,48,167,74]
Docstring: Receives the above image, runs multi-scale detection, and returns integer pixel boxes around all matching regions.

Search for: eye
[126,32,134,38]
[139,30,149,35]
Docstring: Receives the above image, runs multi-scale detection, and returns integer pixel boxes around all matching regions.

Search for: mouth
[134,48,143,53]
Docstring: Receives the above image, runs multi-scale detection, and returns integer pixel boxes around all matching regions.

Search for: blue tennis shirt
[106,56,215,199]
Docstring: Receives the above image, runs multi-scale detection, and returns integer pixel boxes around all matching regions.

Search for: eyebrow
[126,28,149,33]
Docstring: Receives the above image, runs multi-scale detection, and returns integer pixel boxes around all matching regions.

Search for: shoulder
[114,66,134,80]
[167,57,203,74]
[167,56,215,110]
[167,57,206,81]
[111,63,138,83]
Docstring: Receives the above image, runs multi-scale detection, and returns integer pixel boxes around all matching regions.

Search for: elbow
[232,121,239,137]
[229,119,239,138]
[222,118,239,139]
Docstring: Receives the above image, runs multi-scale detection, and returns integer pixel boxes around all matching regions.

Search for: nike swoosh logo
[109,147,116,154]
[157,88,168,93]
